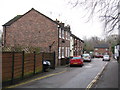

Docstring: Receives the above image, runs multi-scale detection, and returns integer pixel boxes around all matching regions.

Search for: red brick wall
[94,48,109,55]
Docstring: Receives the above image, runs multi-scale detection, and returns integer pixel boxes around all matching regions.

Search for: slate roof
[71,34,84,43]
[3,15,23,26]
[94,44,109,48]
[3,8,58,26]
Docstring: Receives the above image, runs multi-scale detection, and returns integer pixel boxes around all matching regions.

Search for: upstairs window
[95,48,98,50]
[106,49,108,51]
[62,29,64,39]
[68,32,70,40]
[59,28,61,38]
[66,31,68,40]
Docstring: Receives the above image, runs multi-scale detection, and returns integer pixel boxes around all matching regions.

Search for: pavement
[93,58,119,89]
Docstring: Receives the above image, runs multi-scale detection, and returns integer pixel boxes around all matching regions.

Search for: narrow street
[13,58,108,88]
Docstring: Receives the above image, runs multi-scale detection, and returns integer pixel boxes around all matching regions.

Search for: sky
[0,0,114,40]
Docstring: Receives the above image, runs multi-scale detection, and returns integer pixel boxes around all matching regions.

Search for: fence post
[22,51,24,79]
[11,51,15,84]
[33,51,36,74]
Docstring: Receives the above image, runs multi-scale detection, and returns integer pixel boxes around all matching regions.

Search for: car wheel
[103,59,104,61]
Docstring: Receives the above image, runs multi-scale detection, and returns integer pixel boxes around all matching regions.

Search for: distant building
[70,34,84,57]
[94,44,110,57]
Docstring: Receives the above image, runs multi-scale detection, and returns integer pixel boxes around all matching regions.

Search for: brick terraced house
[2,8,84,66]
[94,44,110,58]
[70,34,84,57]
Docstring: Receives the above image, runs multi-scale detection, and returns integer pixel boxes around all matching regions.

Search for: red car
[70,56,84,67]
[95,55,103,58]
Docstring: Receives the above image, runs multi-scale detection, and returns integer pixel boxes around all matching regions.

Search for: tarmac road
[7,58,108,88]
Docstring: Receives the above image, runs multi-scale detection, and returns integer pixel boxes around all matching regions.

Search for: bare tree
[68,0,120,33]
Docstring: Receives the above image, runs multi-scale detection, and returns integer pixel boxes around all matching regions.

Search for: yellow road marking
[6,70,67,88]
[86,62,108,90]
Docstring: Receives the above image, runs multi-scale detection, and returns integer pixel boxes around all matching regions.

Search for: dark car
[70,56,84,67]
[43,60,51,72]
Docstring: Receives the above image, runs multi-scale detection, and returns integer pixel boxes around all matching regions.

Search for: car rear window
[104,55,109,57]
[71,57,81,59]
[83,54,90,57]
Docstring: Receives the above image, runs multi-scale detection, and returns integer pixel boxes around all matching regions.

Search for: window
[59,47,61,59]
[106,49,108,51]
[72,57,81,59]
[66,31,68,40]
[66,47,68,57]
[67,32,70,40]
[62,29,64,39]
[59,28,61,38]
[62,47,64,58]
[68,47,70,57]
[95,48,98,50]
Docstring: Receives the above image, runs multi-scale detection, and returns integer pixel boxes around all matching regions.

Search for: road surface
[12,58,108,88]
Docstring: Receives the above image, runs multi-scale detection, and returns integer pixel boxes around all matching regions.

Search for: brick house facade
[2,8,60,66]
[94,44,110,57]
[70,34,84,56]
[57,22,71,65]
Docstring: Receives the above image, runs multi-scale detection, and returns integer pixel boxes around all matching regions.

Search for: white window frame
[59,28,61,38]
[68,32,70,40]
[62,29,64,39]
[106,48,108,51]
[62,47,64,58]
[66,47,68,57]
[66,31,68,40]
[95,48,98,50]
[59,47,61,59]
[68,47,70,57]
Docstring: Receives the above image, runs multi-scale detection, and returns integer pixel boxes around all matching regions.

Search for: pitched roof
[3,8,58,26]
[94,44,109,48]
[71,34,84,43]
[3,15,23,26]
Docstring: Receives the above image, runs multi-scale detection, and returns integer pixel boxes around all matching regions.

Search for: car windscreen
[71,57,81,59]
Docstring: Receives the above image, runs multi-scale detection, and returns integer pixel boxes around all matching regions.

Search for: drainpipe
[3,26,6,47]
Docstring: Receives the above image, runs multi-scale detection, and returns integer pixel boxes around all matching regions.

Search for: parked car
[43,60,51,72]
[103,55,110,61]
[94,54,103,58]
[70,56,84,67]
[82,54,91,62]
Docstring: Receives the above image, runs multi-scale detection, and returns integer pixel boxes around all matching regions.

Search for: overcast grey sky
[0,0,108,39]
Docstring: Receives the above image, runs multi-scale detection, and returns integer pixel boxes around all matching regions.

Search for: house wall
[3,9,59,66]
[70,36,74,57]
[94,48,109,55]
[58,25,71,65]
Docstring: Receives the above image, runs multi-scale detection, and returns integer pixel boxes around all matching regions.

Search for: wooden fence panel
[14,53,22,78]
[36,54,43,73]
[2,53,13,81]
[24,53,34,76]
[2,51,55,86]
